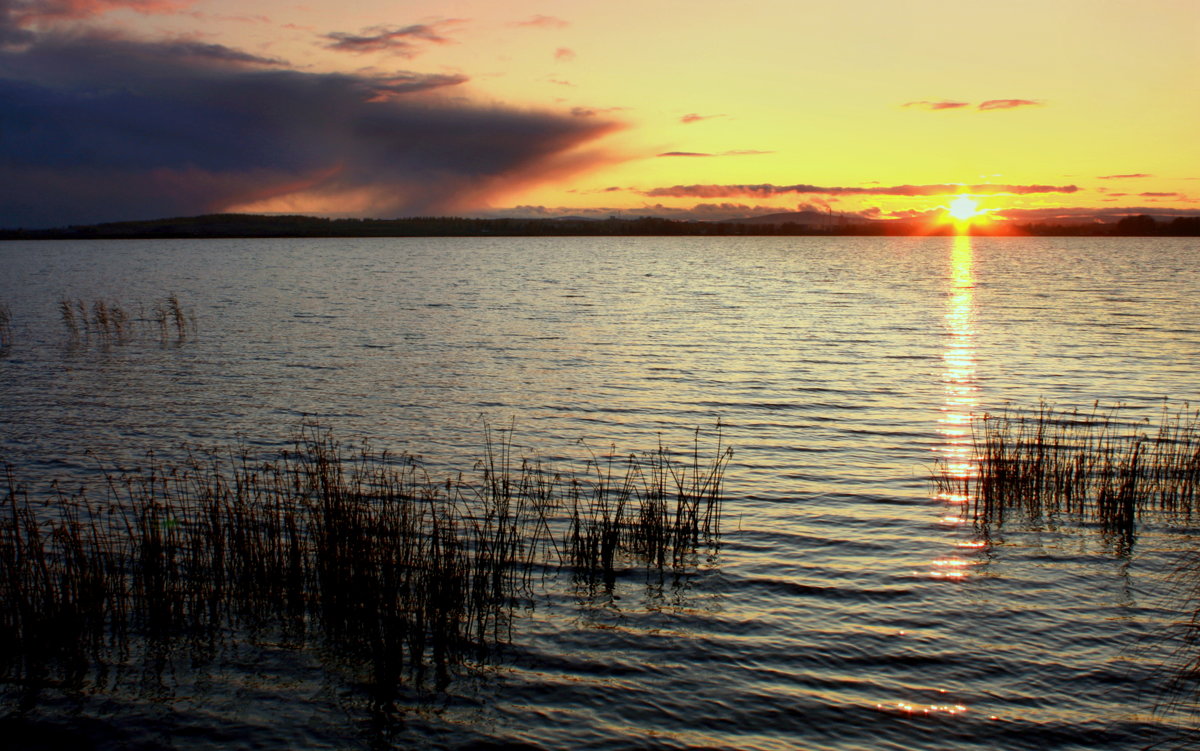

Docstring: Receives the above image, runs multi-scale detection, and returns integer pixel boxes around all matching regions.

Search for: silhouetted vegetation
[3,212,1198,240]
[0,302,11,349]
[57,294,193,344]
[0,424,730,703]
[934,402,1200,552]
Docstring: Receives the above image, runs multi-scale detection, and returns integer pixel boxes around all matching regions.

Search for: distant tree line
[2,213,1198,240]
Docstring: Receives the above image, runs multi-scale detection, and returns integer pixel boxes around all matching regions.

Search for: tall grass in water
[57,294,194,344]
[0,302,11,348]
[0,424,730,700]
[934,402,1200,550]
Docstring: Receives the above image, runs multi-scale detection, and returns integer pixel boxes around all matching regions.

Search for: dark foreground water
[0,235,1198,750]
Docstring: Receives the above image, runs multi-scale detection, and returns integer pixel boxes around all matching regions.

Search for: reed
[55,294,194,344]
[934,401,1200,549]
[0,424,729,697]
[0,302,11,348]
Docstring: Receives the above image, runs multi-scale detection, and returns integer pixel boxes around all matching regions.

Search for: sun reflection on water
[935,234,980,502]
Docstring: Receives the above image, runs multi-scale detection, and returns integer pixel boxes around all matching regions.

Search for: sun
[947,195,982,222]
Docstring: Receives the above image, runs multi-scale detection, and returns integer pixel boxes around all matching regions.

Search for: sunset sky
[1,0,1197,227]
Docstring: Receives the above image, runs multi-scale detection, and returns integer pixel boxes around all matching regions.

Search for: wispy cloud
[644,183,1079,198]
[902,100,970,111]
[554,46,575,62]
[977,99,1041,111]
[903,99,1043,112]
[1099,173,1153,179]
[510,14,568,29]
[8,0,192,23]
[323,20,464,56]
[656,150,771,158]
[570,105,626,117]
[1140,192,1181,198]
[680,113,722,124]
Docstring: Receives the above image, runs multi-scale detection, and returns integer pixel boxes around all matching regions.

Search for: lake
[0,235,1198,750]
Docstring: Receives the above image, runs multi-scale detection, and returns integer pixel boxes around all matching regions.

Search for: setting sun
[947,195,982,222]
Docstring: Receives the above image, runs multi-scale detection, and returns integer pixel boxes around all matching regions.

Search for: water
[0,235,1198,749]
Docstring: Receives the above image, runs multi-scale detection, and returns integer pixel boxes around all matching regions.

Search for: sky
[1,0,1197,228]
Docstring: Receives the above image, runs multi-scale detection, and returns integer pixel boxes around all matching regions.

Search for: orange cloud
[1099,173,1152,179]
[555,47,576,62]
[978,99,1041,110]
[680,113,722,123]
[903,100,970,111]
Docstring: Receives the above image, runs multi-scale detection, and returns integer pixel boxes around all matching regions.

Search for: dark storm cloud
[644,183,1079,198]
[0,23,619,227]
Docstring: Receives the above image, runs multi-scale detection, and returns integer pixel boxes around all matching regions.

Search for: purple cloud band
[644,183,1079,198]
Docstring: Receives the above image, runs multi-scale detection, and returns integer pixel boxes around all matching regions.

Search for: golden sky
[2,0,1197,226]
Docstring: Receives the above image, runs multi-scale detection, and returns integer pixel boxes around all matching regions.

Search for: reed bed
[0,424,730,696]
[934,402,1200,547]
[58,293,194,343]
[0,302,11,348]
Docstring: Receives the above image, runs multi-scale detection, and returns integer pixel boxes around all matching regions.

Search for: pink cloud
[644,183,1079,198]
[554,47,576,62]
[656,150,772,158]
[903,100,970,111]
[510,15,568,29]
[1099,173,1153,179]
[681,113,722,124]
[978,99,1041,111]
[13,0,192,23]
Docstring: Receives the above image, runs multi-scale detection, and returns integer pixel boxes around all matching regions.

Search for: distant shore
[3,213,1199,240]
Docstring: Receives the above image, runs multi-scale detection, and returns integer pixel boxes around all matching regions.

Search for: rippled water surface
[1,235,1198,749]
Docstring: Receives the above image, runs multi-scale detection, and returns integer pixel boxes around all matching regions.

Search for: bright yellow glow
[947,195,982,222]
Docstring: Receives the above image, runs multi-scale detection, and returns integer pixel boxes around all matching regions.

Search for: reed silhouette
[0,424,730,704]
[935,402,1200,552]
[0,302,11,349]
[56,294,194,344]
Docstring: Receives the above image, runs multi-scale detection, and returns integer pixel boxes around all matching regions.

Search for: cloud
[1140,192,1181,198]
[323,20,464,56]
[1099,173,1152,179]
[994,206,1199,222]
[554,46,575,62]
[570,105,626,117]
[0,22,621,227]
[644,183,1079,198]
[494,202,846,222]
[656,149,771,158]
[977,99,1041,111]
[510,14,568,29]
[902,100,970,111]
[680,113,722,124]
[7,0,191,24]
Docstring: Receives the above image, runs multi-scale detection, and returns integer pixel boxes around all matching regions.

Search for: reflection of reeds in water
[0,424,729,700]
[0,303,11,348]
[1155,551,1200,750]
[934,402,1200,550]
